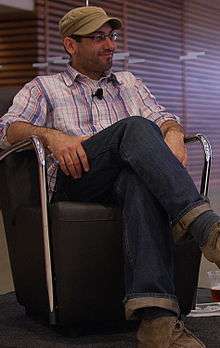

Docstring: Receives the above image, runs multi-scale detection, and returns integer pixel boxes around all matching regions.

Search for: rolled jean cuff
[124,294,180,320]
[172,201,212,243]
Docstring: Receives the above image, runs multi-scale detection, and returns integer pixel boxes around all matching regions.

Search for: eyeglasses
[71,31,120,43]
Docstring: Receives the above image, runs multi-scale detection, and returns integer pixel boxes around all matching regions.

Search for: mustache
[99,49,114,54]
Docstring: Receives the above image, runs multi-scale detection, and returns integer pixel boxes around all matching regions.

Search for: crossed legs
[53,116,218,347]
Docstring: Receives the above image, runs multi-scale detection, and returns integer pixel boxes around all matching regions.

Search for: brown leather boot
[136,316,205,348]
[201,221,220,268]
[170,320,206,347]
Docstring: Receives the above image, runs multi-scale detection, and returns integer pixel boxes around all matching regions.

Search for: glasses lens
[94,33,105,42]
[111,32,119,41]
[89,32,119,42]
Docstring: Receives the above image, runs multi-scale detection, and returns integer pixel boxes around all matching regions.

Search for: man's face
[67,23,118,78]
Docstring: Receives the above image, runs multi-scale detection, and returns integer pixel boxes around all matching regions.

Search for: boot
[136,316,205,348]
[170,320,206,347]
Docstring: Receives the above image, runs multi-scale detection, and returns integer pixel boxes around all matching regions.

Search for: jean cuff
[124,294,180,320]
[172,201,212,243]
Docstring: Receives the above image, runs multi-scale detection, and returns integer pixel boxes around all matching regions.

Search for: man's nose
[104,37,117,50]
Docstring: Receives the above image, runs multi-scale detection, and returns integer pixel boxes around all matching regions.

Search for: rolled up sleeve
[134,78,181,127]
[0,79,48,148]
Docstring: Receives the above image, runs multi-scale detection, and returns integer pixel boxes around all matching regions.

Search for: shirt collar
[62,64,121,87]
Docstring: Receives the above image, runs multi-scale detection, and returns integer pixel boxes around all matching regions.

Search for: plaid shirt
[0,65,180,198]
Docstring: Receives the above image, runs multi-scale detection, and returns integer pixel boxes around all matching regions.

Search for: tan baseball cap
[59,6,122,37]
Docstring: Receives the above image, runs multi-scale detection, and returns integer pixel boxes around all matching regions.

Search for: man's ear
[63,37,78,56]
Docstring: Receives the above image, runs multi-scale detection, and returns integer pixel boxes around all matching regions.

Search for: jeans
[52,116,205,318]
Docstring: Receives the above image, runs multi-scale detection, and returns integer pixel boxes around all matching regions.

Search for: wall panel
[183,0,220,186]
[127,0,184,117]
[0,11,39,86]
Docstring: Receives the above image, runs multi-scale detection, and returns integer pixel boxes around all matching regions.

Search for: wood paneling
[0,11,39,86]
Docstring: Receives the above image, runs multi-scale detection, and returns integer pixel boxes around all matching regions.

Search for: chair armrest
[0,136,45,164]
[0,132,212,201]
[184,133,212,196]
[0,137,55,323]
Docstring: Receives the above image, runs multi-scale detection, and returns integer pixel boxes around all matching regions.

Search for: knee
[120,116,162,135]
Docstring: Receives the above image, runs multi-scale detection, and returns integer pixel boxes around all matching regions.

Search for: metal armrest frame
[184,134,212,196]
[0,133,212,324]
[0,136,55,324]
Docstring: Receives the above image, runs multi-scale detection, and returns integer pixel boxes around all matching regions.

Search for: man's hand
[164,130,188,167]
[46,130,90,178]
[6,122,90,177]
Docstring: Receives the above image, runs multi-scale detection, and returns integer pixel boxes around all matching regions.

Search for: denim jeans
[52,116,205,318]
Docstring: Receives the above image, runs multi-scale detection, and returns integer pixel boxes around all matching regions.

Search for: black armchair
[0,134,212,326]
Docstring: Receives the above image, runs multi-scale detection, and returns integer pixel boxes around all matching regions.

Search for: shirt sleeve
[0,78,48,148]
[134,77,181,127]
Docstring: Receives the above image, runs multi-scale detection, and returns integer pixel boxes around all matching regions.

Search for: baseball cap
[59,6,122,37]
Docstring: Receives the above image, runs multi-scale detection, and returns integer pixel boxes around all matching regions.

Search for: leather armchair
[0,134,212,326]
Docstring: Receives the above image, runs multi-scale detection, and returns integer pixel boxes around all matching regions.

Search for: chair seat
[50,201,122,221]
[14,204,125,324]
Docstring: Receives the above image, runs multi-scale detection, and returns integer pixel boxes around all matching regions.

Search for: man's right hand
[6,122,90,178]
[46,130,90,178]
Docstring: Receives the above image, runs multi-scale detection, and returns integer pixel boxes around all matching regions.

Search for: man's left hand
[164,130,188,167]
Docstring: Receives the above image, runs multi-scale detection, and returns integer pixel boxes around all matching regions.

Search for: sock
[188,211,220,247]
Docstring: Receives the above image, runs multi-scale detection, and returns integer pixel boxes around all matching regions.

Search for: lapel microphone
[92,88,103,100]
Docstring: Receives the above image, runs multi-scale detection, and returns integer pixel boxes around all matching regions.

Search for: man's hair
[63,35,81,59]
[70,35,82,43]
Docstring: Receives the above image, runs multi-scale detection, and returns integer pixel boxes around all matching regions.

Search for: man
[0,6,220,347]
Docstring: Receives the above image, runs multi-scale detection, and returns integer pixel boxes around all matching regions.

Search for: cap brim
[74,16,122,36]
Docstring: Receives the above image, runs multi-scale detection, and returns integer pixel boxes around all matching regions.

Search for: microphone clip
[92,88,103,100]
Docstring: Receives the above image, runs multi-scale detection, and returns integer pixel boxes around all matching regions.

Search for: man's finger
[77,144,90,172]
[59,156,71,176]
[182,152,188,167]
[69,151,82,178]
[63,153,78,178]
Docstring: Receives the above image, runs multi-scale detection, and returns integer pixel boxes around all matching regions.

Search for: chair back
[0,150,40,226]
[0,150,48,312]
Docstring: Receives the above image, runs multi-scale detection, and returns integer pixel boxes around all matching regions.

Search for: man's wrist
[165,127,184,138]
[160,121,184,138]
[40,128,61,148]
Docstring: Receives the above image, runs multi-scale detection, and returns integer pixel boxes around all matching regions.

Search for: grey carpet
[0,291,220,348]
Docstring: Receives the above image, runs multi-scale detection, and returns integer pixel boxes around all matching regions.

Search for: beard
[72,50,114,79]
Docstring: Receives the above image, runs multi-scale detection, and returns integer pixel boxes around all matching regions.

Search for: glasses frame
[70,31,120,43]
